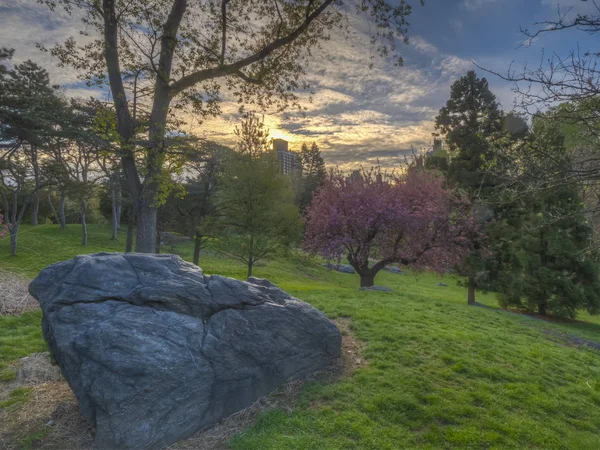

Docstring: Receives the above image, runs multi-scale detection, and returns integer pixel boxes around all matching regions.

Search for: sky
[0,0,596,170]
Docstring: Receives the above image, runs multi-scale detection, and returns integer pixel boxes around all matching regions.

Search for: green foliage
[432,70,503,194]
[427,71,505,302]
[491,116,600,318]
[235,114,271,158]
[0,56,65,148]
[215,152,302,277]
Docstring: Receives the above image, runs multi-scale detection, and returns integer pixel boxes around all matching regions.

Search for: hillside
[1,225,600,449]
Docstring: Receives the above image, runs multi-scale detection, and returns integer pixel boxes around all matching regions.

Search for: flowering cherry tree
[0,214,8,240]
[304,166,476,288]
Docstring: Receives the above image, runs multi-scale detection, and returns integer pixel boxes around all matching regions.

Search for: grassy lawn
[1,224,600,449]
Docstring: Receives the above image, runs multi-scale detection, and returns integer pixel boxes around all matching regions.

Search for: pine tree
[433,70,503,195]
[495,115,600,318]
[428,71,504,304]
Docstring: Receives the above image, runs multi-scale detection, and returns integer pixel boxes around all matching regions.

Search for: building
[272,139,302,176]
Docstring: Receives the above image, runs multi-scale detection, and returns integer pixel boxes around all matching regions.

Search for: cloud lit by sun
[1,0,544,171]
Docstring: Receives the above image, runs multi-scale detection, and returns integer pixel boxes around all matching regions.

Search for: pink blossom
[0,214,9,239]
[304,166,478,286]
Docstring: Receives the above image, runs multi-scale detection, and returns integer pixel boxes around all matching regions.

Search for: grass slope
[1,225,600,449]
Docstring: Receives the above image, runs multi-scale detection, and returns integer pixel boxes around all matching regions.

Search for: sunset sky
[0,0,594,170]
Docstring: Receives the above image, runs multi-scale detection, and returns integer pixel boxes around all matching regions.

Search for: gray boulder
[323,263,355,274]
[29,253,341,450]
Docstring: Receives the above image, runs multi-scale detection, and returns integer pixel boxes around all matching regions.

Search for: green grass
[0,387,32,409]
[1,224,600,448]
[15,427,52,450]
[0,311,45,379]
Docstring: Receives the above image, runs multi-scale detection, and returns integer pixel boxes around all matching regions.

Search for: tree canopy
[304,165,475,287]
[215,151,302,278]
[40,0,424,252]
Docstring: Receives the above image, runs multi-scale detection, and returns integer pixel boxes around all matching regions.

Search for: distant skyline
[0,0,594,169]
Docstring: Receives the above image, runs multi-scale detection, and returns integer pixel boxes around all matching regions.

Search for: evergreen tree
[296,142,326,213]
[0,54,66,226]
[433,70,503,194]
[494,115,600,318]
[428,71,503,304]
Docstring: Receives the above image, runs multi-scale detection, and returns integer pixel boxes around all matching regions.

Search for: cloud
[461,0,501,11]
[1,1,486,170]
[0,1,98,89]
[541,0,598,9]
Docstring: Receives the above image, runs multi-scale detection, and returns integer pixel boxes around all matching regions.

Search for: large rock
[29,253,341,449]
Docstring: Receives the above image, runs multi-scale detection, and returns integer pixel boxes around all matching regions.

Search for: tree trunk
[359,272,376,288]
[135,203,157,253]
[193,231,202,266]
[31,192,39,226]
[111,187,118,240]
[247,235,255,278]
[9,224,18,257]
[59,193,67,229]
[81,199,87,246]
[467,275,476,305]
[538,302,548,316]
[155,208,162,254]
[48,193,59,225]
[116,187,122,230]
[31,146,40,226]
[126,209,135,253]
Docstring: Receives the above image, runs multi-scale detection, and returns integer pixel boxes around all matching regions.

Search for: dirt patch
[331,317,367,377]
[0,269,38,315]
[0,353,63,403]
[15,353,63,385]
[0,382,92,450]
[0,319,365,450]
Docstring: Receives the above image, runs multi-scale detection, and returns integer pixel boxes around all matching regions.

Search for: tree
[428,71,503,303]
[0,155,47,255]
[45,98,108,246]
[485,4,600,124]
[94,103,124,241]
[433,70,503,193]
[42,0,423,253]
[0,52,64,254]
[304,165,474,288]
[161,142,228,265]
[480,3,600,210]
[0,54,66,226]
[216,152,302,278]
[234,114,271,158]
[296,141,326,213]
[493,117,600,318]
